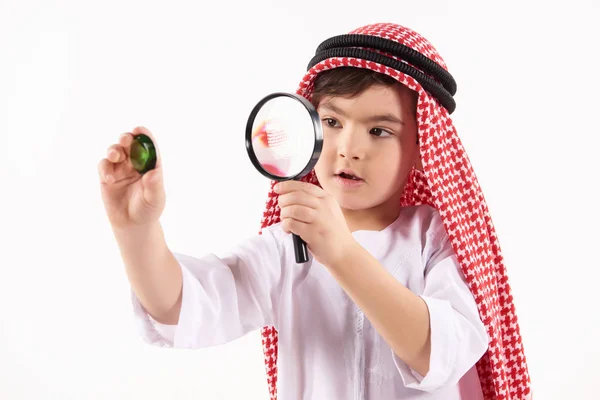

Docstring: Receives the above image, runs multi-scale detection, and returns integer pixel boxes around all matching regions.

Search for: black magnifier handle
[292,233,309,263]
[290,176,309,263]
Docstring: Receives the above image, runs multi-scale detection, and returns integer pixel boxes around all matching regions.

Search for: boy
[98,23,530,399]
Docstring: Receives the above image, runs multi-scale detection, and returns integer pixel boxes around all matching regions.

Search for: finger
[118,132,134,156]
[278,190,320,209]
[98,158,117,184]
[131,126,162,168]
[281,218,310,240]
[141,167,165,206]
[280,204,317,224]
[99,157,138,185]
[106,143,127,164]
[274,181,324,197]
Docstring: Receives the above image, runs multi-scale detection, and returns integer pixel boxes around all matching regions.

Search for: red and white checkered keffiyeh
[258,22,531,400]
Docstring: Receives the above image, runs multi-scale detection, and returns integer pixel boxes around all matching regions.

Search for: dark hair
[311,67,419,143]
[311,67,416,110]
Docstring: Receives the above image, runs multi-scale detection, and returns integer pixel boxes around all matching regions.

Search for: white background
[1,0,599,399]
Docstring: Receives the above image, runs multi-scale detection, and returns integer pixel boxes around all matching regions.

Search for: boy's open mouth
[336,171,364,181]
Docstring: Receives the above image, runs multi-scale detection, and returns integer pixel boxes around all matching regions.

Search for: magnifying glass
[245,92,323,263]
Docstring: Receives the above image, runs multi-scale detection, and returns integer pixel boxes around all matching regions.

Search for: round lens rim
[245,92,323,181]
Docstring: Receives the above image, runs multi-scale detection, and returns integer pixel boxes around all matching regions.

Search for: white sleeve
[131,225,286,349]
[393,219,488,392]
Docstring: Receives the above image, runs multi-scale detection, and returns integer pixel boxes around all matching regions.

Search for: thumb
[141,167,165,206]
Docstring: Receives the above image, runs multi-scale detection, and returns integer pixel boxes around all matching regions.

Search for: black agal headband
[307,34,457,114]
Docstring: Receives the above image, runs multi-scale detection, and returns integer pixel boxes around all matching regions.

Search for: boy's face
[314,83,419,221]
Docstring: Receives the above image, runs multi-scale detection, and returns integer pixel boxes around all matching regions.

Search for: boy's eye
[323,118,339,128]
[370,128,392,137]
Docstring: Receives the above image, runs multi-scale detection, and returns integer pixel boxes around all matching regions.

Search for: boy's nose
[337,128,367,160]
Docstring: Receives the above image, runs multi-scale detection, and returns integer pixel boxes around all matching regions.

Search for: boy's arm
[327,234,487,392]
[120,223,285,349]
[328,244,433,374]
[113,222,183,325]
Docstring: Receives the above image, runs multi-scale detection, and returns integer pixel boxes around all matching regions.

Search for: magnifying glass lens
[250,96,317,180]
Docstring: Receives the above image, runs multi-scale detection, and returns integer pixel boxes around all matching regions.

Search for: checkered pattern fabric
[257,22,531,400]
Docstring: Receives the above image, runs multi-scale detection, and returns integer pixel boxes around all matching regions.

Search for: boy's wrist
[327,238,364,273]
[112,221,166,253]
[112,220,161,237]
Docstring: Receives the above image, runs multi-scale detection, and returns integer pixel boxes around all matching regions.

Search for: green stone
[130,134,157,175]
